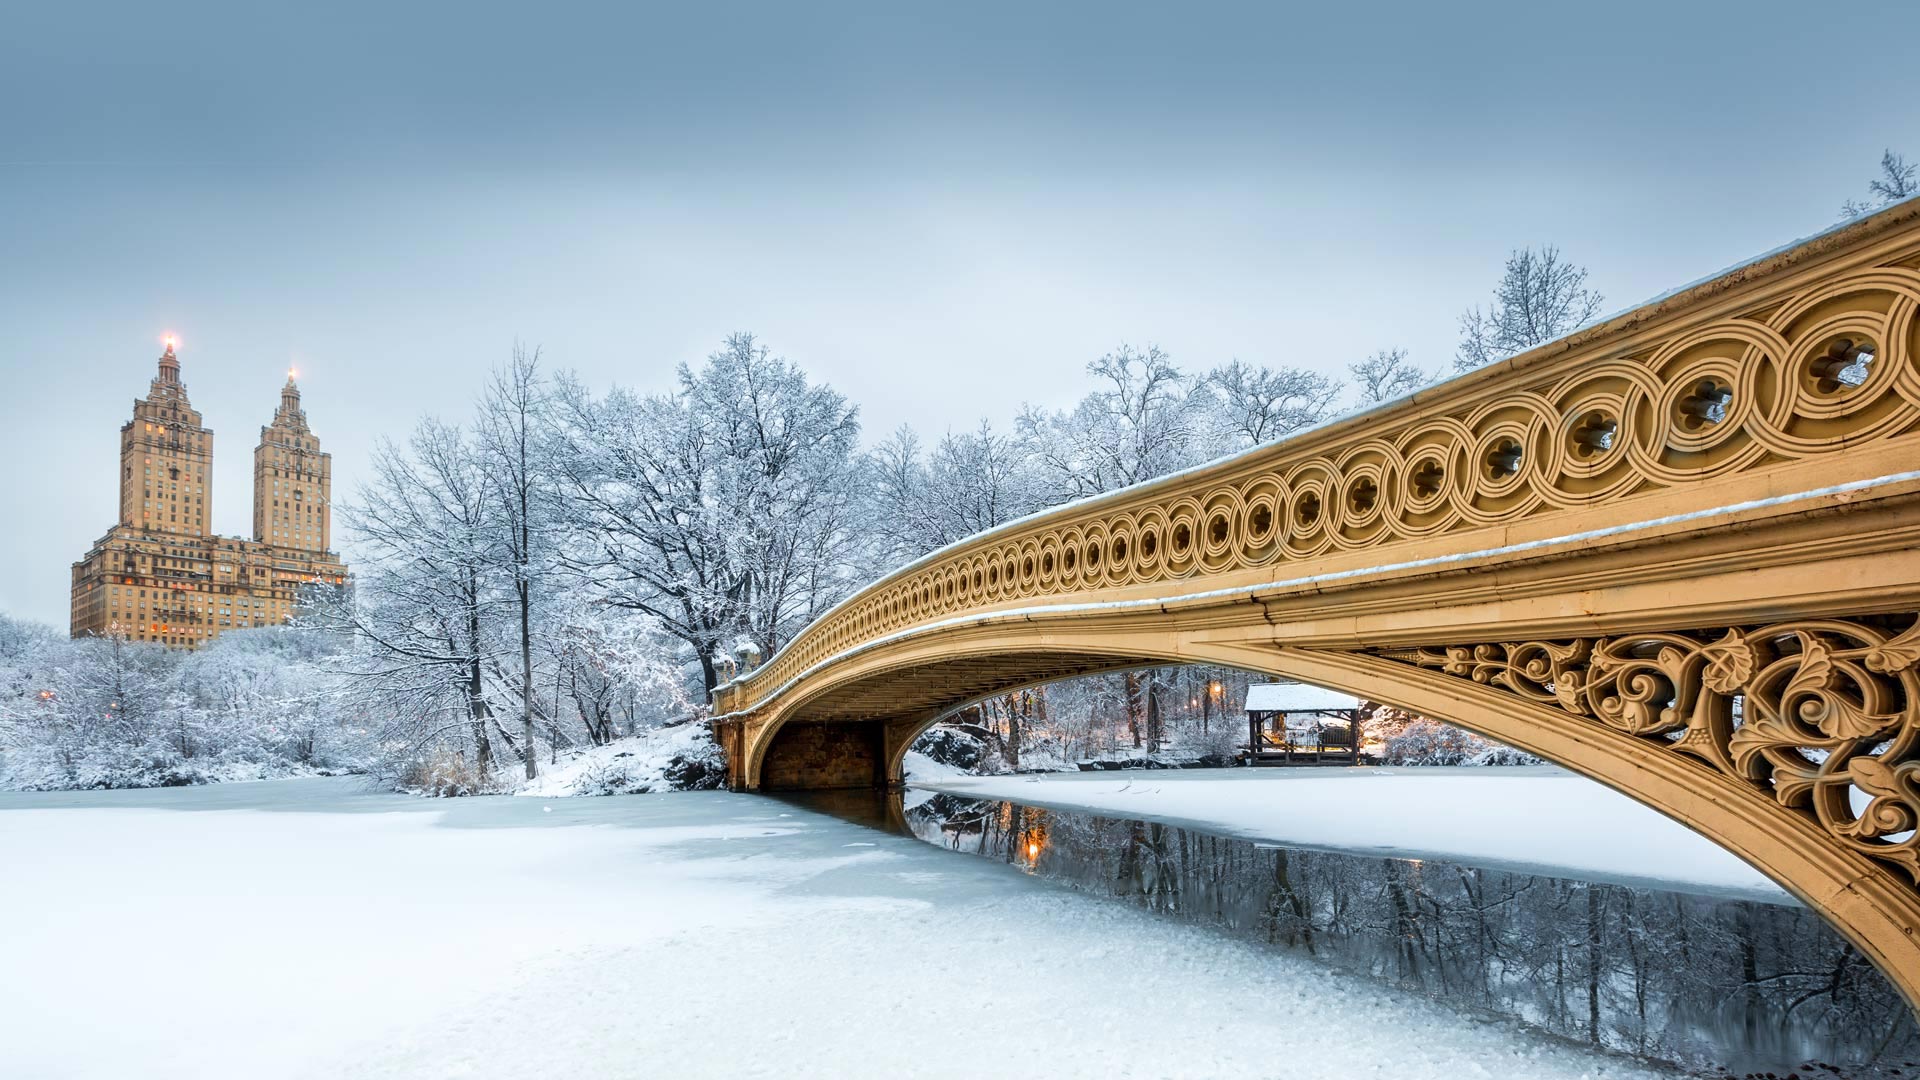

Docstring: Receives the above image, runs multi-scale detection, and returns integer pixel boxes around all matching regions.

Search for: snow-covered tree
[1840,148,1917,219]
[314,418,514,789]
[1455,247,1604,372]
[1017,345,1209,503]
[687,334,863,657]
[861,420,1044,574]
[476,346,557,779]
[1197,359,1342,450]
[28,634,176,784]
[1347,347,1428,405]
[0,616,368,791]
[861,425,933,574]
[1014,346,1225,749]
[0,615,58,752]
[543,600,694,745]
[549,334,861,692]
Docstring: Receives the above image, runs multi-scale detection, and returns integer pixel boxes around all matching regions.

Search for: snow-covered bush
[396,750,492,797]
[660,730,727,790]
[1383,719,1542,767]
[0,619,373,791]
[515,723,727,797]
[1173,722,1244,766]
[911,727,985,771]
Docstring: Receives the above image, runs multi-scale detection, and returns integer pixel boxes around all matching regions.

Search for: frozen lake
[0,777,1678,1079]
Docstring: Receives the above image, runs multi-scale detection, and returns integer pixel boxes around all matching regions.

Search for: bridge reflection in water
[784,788,1920,1077]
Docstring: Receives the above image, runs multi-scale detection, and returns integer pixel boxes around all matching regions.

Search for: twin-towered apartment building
[69,340,350,648]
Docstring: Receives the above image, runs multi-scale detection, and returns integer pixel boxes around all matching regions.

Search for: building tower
[71,341,349,649]
[252,370,332,553]
[118,338,214,537]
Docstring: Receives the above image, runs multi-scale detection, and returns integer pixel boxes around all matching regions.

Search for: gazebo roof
[1243,683,1363,713]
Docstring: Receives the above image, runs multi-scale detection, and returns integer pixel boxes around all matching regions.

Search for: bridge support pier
[714,714,931,792]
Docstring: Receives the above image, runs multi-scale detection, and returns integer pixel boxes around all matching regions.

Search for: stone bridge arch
[710,202,1920,1010]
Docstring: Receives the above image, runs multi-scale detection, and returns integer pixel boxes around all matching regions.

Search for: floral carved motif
[1376,617,1920,886]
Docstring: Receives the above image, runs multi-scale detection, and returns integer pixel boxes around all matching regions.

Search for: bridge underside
[751,651,1143,790]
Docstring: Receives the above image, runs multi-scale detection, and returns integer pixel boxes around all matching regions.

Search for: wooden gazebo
[1243,683,1365,766]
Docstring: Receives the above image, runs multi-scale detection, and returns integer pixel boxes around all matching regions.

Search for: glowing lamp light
[1026,841,1040,859]
[162,334,178,350]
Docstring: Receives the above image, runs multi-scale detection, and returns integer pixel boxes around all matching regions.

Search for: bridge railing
[714,201,1920,718]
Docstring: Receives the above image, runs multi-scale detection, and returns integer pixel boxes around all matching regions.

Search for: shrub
[397,750,493,797]
[1383,719,1541,767]
[662,736,728,790]
[912,727,985,771]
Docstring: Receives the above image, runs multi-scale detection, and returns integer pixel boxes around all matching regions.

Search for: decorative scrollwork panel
[1374,616,1920,887]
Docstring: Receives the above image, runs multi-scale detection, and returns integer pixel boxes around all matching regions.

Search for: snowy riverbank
[0,777,1678,1080]
[908,765,1792,904]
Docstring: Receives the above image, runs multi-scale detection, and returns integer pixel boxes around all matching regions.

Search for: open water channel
[789,786,1920,1079]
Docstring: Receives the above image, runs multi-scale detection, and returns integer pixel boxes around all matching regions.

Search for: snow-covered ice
[0,778,1679,1079]
[909,765,1792,904]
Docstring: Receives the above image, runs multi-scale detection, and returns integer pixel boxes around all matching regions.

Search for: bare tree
[1840,148,1918,219]
[1347,347,1428,405]
[862,425,931,573]
[864,420,1043,576]
[315,420,508,788]
[1199,359,1342,448]
[1455,247,1604,372]
[1015,346,1213,749]
[1017,344,1206,503]
[476,346,552,780]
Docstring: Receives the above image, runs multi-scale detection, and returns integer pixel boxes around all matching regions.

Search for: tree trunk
[1145,683,1163,751]
[698,647,720,697]
[1123,671,1144,748]
[468,654,493,777]
[519,580,536,779]
[1004,693,1022,770]
[466,584,493,778]
[1586,885,1604,1045]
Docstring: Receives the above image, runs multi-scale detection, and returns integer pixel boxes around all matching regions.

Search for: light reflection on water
[783,787,1920,1079]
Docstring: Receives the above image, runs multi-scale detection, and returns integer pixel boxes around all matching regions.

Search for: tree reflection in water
[901,792,1919,1078]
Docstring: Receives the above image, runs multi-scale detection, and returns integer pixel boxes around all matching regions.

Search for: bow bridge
[711,203,1920,1009]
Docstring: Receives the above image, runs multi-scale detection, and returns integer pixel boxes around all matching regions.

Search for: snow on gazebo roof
[1243,683,1363,714]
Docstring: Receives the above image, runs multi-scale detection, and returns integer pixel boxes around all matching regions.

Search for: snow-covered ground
[908,765,1792,904]
[0,778,1677,1080]
[514,723,723,797]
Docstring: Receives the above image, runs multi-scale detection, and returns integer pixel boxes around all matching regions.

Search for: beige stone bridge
[711,202,1920,1009]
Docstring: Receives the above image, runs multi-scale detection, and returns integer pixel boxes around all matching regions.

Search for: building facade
[69,341,350,648]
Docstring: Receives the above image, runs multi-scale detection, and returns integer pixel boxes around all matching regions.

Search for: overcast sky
[2,0,1913,627]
